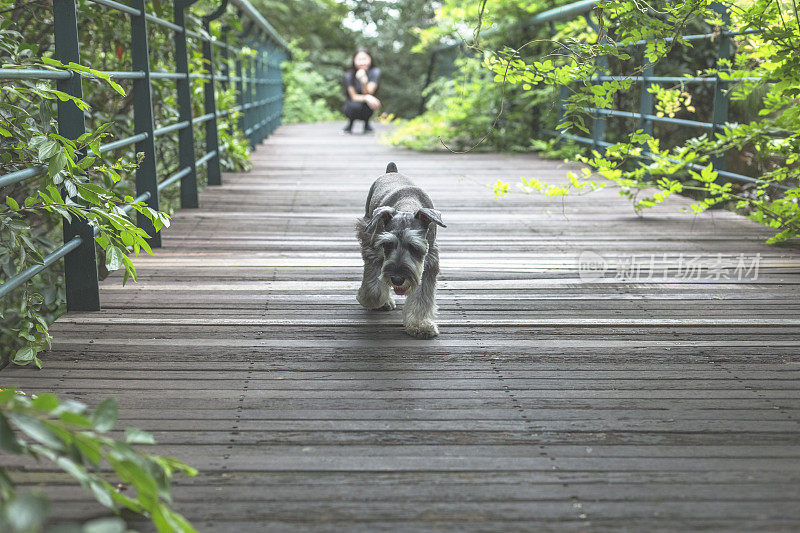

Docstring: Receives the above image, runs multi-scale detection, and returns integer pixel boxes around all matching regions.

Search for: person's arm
[363,68,380,95]
[347,86,367,102]
[348,85,381,110]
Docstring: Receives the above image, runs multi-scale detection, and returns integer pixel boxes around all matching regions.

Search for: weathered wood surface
[3,121,800,531]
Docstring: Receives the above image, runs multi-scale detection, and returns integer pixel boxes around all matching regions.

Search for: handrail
[423,0,773,189]
[229,0,291,54]
[0,0,288,311]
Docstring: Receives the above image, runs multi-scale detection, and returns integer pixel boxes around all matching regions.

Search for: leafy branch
[0,388,197,533]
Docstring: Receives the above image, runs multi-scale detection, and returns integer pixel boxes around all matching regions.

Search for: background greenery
[0,0,257,366]
[389,0,799,243]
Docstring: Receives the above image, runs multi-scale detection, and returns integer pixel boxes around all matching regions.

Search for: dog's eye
[381,241,396,251]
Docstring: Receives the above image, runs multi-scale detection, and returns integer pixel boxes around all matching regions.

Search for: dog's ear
[365,206,396,235]
[415,208,446,228]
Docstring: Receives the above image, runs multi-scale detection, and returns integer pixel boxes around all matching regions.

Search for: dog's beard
[381,260,423,296]
[386,277,413,296]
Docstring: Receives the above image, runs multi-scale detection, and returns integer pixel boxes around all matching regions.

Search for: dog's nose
[390,276,405,286]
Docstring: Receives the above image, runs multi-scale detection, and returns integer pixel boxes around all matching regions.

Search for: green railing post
[711,2,731,172]
[202,1,229,186]
[235,50,246,142]
[418,52,437,115]
[255,46,263,143]
[258,47,272,139]
[174,0,199,208]
[221,28,230,90]
[247,43,257,147]
[130,0,161,248]
[255,39,263,143]
[548,21,569,135]
[272,49,283,133]
[266,47,274,135]
[588,12,607,150]
[639,57,654,136]
[53,0,100,311]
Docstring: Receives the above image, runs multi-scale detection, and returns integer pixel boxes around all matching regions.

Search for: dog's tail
[386,162,398,174]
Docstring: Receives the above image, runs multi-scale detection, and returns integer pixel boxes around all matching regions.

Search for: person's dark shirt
[344,67,381,101]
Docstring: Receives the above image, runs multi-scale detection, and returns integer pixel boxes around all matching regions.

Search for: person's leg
[342,101,360,133]
[358,103,375,133]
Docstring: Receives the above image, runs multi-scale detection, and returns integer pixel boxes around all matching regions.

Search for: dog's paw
[405,321,439,339]
[358,287,395,311]
[357,288,380,310]
[377,297,396,311]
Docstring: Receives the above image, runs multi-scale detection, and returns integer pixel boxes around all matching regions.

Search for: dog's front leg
[357,255,395,311]
[403,247,439,338]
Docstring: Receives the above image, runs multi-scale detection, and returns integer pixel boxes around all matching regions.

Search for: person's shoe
[342,125,353,134]
[363,124,374,134]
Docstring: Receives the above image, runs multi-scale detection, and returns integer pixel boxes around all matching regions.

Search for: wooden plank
[2,122,799,530]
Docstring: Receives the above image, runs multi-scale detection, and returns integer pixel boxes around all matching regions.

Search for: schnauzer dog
[356,162,446,338]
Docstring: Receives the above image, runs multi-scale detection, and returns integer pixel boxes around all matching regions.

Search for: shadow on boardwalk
[3,122,800,531]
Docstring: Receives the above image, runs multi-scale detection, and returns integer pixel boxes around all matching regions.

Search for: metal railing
[423,1,774,188]
[0,0,289,310]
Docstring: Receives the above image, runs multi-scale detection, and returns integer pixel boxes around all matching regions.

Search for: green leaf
[60,411,94,428]
[37,139,60,160]
[12,346,35,365]
[105,246,124,272]
[90,398,118,432]
[125,427,156,445]
[110,458,159,508]
[88,481,116,510]
[83,517,128,533]
[0,412,24,454]
[32,393,59,412]
[49,150,68,176]
[0,467,15,500]
[6,196,19,210]
[73,433,102,464]
[7,412,64,450]
[4,492,49,532]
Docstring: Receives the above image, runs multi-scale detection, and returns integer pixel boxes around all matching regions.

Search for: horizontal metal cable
[216,76,281,85]
[185,29,209,42]
[195,150,218,167]
[121,191,152,215]
[194,113,216,125]
[595,75,763,84]
[0,236,83,299]
[88,0,141,16]
[618,29,762,48]
[244,113,279,136]
[547,130,790,190]
[0,68,72,80]
[578,106,714,130]
[153,120,191,137]
[242,95,281,111]
[157,166,192,191]
[144,13,183,33]
[98,70,147,79]
[218,105,243,116]
[0,166,47,189]
[150,71,188,80]
[87,132,149,157]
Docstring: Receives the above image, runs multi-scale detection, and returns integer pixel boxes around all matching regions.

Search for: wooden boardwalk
[4,121,800,531]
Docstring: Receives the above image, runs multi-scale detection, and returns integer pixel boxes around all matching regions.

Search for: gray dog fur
[356,162,446,338]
